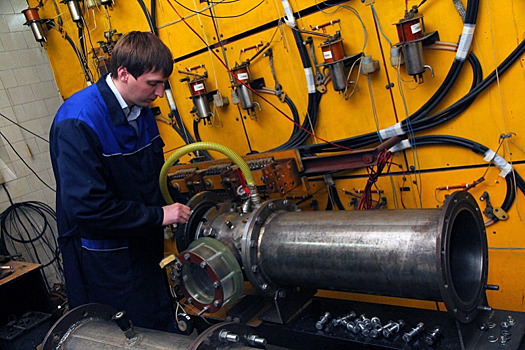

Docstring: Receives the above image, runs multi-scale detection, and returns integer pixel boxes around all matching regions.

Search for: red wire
[165,0,353,151]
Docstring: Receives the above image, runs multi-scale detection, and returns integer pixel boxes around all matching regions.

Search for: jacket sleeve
[50,118,164,236]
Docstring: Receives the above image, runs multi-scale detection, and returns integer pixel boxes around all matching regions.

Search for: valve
[22,8,47,44]
[393,7,439,83]
[308,20,362,92]
[231,62,260,118]
[62,0,83,26]
[179,66,215,124]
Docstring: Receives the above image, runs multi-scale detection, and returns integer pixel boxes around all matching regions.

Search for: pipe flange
[437,191,488,323]
[177,191,221,252]
[176,237,243,313]
[242,199,297,296]
[41,303,117,350]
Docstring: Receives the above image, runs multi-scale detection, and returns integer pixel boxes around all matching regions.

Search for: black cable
[0,112,49,143]
[0,131,55,192]
[151,0,158,35]
[137,0,156,33]
[172,0,265,19]
[46,21,92,85]
[407,134,519,221]
[193,119,202,142]
[412,39,525,131]
[298,0,483,155]
[0,186,63,291]
[330,185,346,210]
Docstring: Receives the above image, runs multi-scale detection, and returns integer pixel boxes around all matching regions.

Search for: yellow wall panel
[32,0,525,313]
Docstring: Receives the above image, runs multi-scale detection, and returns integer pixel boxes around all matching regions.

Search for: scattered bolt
[383,319,405,338]
[316,312,331,330]
[219,330,239,343]
[247,334,267,347]
[371,317,382,327]
[425,326,442,346]
[370,320,394,338]
[403,322,425,343]
[501,321,512,331]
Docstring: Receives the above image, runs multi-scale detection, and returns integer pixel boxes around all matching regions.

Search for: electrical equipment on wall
[86,0,115,8]
[62,0,83,26]
[310,20,362,92]
[22,8,47,44]
[231,42,269,119]
[180,66,216,124]
[231,61,264,119]
[392,3,439,83]
[96,30,120,75]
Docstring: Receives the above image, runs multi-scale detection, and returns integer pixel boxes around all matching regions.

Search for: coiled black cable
[0,186,63,291]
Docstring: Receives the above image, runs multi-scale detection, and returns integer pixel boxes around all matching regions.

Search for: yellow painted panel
[35,0,525,314]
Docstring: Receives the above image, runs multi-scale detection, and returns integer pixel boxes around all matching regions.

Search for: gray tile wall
[0,0,63,288]
[0,0,60,211]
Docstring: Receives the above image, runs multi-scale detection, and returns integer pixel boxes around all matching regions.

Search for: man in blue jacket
[50,31,190,332]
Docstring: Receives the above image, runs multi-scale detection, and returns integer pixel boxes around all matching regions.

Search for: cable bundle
[0,187,63,291]
[357,149,393,210]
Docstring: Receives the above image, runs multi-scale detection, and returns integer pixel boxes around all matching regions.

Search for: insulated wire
[396,53,423,208]
[315,2,368,52]
[0,186,64,291]
[299,0,483,154]
[371,4,392,47]
[166,0,339,150]
[0,131,55,192]
[172,0,264,19]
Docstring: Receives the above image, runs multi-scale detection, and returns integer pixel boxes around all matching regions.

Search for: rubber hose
[159,142,255,204]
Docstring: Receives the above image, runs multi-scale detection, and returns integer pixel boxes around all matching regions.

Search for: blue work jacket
[50,75,175,332]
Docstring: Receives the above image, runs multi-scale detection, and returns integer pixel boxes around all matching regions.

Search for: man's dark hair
[110,31,173,78]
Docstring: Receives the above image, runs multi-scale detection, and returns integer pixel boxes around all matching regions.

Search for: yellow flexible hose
[159,142,256,204]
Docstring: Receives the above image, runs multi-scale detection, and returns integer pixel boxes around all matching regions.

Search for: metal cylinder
[403,41,425,78]
[238,84,255,109]
[22,8,46,43]
[194,95,212,121]
[179,191,487,323]
[256,191,486,323]
[66,0,83,23]
[59,321,195,349]
[328,62,346,91]
[42,304,265,350]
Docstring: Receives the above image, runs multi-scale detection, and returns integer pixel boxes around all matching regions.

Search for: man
[50,31,190,332]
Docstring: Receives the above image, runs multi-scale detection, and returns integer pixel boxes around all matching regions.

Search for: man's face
[118,67,168,107]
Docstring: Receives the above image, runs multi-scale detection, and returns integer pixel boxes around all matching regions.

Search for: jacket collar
[96,74,127,126]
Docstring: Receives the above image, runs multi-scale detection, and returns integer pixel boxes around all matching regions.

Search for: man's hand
[162,203,191,225]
